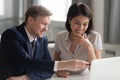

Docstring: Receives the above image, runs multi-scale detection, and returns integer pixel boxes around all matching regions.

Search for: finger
[61,72,69,78]
[56,71,68,78]
[83,61,90,65]
[62,73,69,78]
[83,33,88,39]
[76,60,90,68]
[63,71,70,77]
[57,72,64,77]
[72,32,81,37]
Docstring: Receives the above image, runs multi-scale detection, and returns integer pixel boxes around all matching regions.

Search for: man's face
[28,16,51,38]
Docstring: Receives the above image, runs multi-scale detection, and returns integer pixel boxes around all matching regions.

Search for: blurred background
[0,0,120,58]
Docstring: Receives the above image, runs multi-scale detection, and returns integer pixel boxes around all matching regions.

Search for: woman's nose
[78,24,83,30]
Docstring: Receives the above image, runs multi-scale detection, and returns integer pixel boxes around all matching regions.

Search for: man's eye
[42,23,46,26]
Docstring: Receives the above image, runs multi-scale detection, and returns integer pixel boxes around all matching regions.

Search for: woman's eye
[83,23,88,27]
[74,22,80,25]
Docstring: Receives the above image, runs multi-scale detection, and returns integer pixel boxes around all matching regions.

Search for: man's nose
[44,26,48,31]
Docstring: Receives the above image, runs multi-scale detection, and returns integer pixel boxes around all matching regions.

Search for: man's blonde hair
[25,5,52,23]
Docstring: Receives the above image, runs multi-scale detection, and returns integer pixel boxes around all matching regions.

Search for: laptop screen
[89,57,120,80]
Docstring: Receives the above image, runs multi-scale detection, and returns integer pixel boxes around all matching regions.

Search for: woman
[54,2,103,78]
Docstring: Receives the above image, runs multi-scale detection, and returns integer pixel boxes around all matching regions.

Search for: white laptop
[89,57,120,80]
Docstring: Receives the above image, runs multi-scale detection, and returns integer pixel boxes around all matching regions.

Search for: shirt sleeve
[94,32,103,50]
[54,61,59,72]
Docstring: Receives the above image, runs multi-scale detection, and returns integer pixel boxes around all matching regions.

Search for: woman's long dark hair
[65,2,94,35]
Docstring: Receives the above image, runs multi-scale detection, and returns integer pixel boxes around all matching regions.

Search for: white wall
[0,0,22,19]
[91,0,120,58]
[91,0,104,38]
[5,0,14,18]
[0,0,13,19]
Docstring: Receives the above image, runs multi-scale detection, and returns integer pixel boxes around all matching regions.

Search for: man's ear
[28,16,33,24]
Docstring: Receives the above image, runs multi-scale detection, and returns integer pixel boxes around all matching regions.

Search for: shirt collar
[25,26,37,42]
[65,31,70,41]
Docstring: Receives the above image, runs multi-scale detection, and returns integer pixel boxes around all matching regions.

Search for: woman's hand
[55,70,70,78]
[70,32,92,48]
[70,32,96,63]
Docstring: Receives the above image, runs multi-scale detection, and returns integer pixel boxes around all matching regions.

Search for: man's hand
[57,60,89,71]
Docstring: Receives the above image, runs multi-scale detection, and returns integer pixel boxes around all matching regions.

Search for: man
[0,5,89,80]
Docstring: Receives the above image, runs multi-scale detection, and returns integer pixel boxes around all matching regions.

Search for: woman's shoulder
[88,31,101,40]
[55,31,69,40]
[89,31,101,36]
[56,31,68,37]
[58,30,68,34]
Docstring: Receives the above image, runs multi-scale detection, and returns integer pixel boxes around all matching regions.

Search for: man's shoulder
[2,27,17,36]
[1,23,25,39]
[2,23,25,35]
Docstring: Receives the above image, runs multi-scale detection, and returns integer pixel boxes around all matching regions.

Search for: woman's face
[69,14,89,35]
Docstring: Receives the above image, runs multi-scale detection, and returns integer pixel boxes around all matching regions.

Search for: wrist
[57,61,67,71]
[86,43,93,49]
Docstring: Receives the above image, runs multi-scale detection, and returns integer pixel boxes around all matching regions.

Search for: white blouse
[54,31,103,61]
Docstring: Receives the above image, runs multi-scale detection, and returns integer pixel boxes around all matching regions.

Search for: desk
[48,69,89,80]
